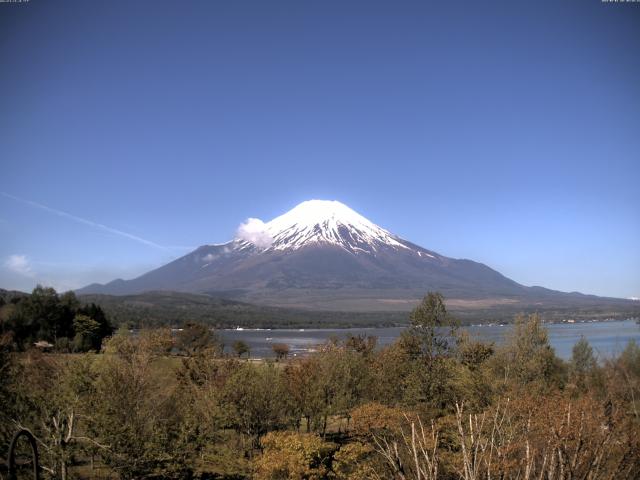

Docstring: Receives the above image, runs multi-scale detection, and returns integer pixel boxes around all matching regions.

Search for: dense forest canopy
[0,286,112,352]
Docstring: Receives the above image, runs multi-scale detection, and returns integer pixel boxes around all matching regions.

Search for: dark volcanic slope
[77,200,639,314]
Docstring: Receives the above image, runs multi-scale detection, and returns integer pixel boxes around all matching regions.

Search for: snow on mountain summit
[252,200,410,253]
[78,200,635,316]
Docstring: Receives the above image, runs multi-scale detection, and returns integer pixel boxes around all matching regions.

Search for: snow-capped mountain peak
[77,201,637,320]
[257,200,410,253]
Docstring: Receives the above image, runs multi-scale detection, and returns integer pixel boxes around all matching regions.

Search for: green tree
[77,302,113,346]
[286,344,372,436]
[0,331,17,456]
[33,286,75,341]
[11,352,100,480]
[175,356,249,477]
[570,336,598,392]
[176,322,221,356]
[285,357,326,433]
[223,362,293,448]
[500,313,565,389]
[93,330,193,479]
[73,313,101,352]
[317,346,371,435]
[398,293,467,411]
[12,286,74,346]
[407,292,458,360]
[369,341,416,405]
[619,339,640,378]
[233,339,250,358]
[605,339,640,418]
[0,287,112,351]
[457,330,495,371]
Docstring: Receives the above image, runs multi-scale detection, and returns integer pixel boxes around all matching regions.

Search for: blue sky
[1,0,638,298]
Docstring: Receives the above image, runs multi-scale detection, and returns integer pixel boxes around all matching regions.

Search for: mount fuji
[78,200,637,314]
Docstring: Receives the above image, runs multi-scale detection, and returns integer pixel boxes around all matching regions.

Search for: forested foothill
[1,290,639,479]
[75,290,640,330]
[0,286,113,353]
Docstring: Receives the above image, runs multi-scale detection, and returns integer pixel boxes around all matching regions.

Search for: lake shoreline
[218,319,640,361]
[221,316,639,331]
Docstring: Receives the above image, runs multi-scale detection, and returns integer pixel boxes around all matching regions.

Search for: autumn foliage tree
[254,431,334,480]
[273,342,290,360]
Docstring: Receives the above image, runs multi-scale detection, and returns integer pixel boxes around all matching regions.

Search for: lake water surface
[220,319,640,360]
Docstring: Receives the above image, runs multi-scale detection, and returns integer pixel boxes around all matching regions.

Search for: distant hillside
[77,290,639,329]
[77,291,408,329]
[3,288,637,329]
[0,288,29,303]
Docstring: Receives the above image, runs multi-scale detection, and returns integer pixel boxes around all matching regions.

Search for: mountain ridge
[77,200,638,315]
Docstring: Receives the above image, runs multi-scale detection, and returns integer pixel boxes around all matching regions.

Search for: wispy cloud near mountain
[236,218,273,248]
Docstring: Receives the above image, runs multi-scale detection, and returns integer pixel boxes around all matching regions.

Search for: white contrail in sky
[1,191,172,251]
